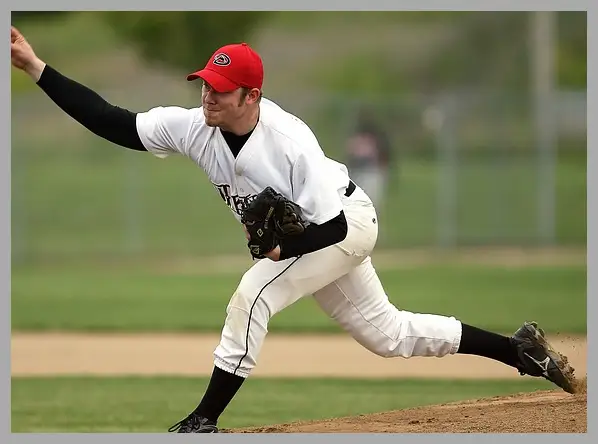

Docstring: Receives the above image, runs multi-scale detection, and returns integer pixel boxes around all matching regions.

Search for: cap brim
[186,68,239,93]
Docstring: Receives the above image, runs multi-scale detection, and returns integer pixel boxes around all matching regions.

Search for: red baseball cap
[187,43,264,93]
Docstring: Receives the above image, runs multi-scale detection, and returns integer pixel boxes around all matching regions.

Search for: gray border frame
[7,1,591,442]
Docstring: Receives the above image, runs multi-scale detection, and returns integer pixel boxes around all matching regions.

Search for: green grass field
[11,264,586,334]
[11,376,554,432]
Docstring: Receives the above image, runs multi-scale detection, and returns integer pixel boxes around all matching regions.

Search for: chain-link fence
[11,88,586,266]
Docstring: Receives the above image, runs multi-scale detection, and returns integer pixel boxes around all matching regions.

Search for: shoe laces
[168,413,198,433]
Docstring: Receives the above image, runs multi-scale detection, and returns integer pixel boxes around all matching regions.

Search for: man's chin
[204,116,219,127]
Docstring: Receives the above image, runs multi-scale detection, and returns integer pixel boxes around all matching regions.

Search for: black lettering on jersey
[213,183,257,216]
[216,184,233,208]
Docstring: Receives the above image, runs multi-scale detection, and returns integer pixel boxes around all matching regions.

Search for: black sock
[193,366,246,422]
[457,323,519,368]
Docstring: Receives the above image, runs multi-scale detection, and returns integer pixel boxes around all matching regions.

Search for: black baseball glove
[241,187,306,259]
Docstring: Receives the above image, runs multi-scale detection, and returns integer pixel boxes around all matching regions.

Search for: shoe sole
[522,322,578,394]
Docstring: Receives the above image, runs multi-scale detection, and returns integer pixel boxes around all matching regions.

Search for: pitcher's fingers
[10,26,22,43]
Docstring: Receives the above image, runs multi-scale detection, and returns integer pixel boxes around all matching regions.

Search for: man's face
[201,82,255,129]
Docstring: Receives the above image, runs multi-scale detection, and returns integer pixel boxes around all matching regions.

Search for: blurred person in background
[345,106,394,208]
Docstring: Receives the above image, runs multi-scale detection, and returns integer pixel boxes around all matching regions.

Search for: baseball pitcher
[10,25,578,433]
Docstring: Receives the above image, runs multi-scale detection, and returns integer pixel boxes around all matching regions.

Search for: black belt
[344,180,356,197]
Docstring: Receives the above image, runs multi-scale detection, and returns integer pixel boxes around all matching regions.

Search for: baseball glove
[241,187,306,259]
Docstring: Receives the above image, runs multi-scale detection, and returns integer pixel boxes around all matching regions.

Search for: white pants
[214,186,463,378]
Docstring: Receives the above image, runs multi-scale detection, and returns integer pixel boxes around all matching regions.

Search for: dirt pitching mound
[230,379,587,434]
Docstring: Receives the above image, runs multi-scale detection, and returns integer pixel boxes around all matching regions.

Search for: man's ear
[247,88,261,104]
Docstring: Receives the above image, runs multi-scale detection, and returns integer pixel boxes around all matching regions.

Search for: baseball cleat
[510,321,577,394]
[168,413,218,433]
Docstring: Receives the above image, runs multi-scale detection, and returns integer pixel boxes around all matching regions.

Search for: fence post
[428,96,458,249]
[531,11,558,246]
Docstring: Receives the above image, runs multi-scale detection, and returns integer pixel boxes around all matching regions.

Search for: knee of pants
[218,285,271,361]
[365,337,401,358]
[365,334,446,359]
[343,325,401,358]
[352,312,461,359]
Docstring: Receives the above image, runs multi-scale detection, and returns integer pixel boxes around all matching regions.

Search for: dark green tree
[101,12,271,73]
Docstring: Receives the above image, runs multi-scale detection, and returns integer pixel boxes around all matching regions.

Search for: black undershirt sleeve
[35,64,147,151]
[278,210,348,260]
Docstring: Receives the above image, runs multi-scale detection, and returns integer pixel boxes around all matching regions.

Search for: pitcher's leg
[213,256,303,377]
[178,248,365,431]
[313,256,461,358]
[313,257,578,394]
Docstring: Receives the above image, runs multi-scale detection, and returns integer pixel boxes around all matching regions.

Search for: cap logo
[213,53,231,66]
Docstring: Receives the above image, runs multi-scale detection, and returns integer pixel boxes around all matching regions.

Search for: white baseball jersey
[136,98,350,225]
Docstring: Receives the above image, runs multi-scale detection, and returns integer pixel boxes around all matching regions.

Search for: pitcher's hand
[11,26,46,81]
